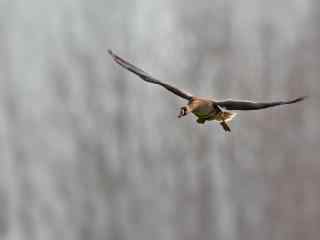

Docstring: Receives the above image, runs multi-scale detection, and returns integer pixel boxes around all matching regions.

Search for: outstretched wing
[108,50,193,100]
[216,96,307,110]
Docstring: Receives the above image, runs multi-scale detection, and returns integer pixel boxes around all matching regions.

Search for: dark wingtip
[107,49,114,56]
[108,49,121,64]
[108,49,122,64]
[301,95,308,100]
[291,96,308,103]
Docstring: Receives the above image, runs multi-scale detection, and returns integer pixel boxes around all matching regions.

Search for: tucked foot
[220,121,231,132]
[196,118,206,124]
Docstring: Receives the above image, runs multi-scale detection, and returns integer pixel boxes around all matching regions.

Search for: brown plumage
[108,50,307,132]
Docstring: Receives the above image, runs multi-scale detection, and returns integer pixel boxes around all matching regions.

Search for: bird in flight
[108,50,306,132]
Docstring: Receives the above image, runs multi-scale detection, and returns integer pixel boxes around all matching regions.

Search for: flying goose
[108,50,306,132]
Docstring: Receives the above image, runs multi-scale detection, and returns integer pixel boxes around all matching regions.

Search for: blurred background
[0,0,319,239]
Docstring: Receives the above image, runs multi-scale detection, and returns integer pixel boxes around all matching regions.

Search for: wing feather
[216,96,307,110]
[108,50,193,100]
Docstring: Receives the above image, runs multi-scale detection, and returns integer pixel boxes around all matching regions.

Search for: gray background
[0,0,319,239]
